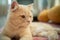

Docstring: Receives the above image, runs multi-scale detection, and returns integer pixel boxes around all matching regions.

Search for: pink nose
[27,18,33,22]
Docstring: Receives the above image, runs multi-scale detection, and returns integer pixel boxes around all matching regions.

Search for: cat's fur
[0,1,33,40]
[30,22,58,40]
[0,1,59,40]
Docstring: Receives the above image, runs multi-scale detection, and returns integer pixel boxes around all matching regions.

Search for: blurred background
[17,0,33,5]
[0,0,59,28]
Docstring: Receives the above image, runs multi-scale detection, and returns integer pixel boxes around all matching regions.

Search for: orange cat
[0,1,33,40]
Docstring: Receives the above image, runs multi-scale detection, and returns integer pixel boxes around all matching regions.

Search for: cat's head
[9,1,33,27]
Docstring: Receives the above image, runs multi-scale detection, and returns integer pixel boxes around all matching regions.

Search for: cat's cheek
[20,22,30,27]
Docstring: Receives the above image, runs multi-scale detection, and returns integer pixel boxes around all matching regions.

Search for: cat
[0,1,33,40]
[0,1,59,40]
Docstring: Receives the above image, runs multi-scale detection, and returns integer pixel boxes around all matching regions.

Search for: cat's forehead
[17,5,32,16]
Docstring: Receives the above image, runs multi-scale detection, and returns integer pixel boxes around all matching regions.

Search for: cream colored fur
[0,1,33,40]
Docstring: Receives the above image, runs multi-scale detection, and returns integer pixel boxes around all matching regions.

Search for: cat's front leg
[19,28,33,40]
[0,34,11,40]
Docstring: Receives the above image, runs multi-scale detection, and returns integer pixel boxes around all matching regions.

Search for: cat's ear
[11,1,18,11]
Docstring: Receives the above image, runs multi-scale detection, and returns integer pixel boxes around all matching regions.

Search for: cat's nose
[27,18,31,21]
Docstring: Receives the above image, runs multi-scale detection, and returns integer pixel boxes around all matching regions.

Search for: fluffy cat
[0,1,33,40]
[0,1,59,40]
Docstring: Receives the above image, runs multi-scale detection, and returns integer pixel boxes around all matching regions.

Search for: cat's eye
[29,16,31,17]
[21,15,25,18]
